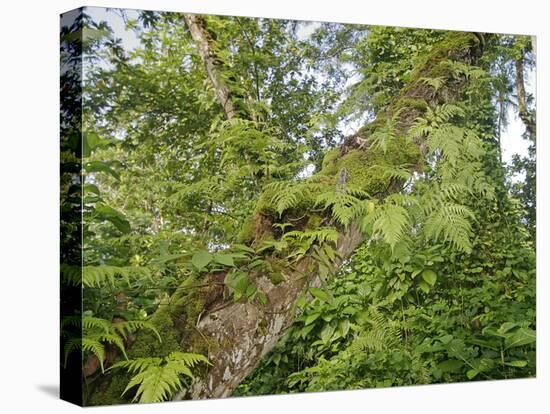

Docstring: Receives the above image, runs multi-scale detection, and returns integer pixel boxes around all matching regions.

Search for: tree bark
[183,14,237,120]
[515,53,536,138]
[88,30,487,404]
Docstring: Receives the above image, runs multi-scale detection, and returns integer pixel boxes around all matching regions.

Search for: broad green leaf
[320,322,336,343]
[418,281,431,293]
[338,319,351,338]
[466,369,479,379]
[421,269,437,286]
[309,287,332,304]
[497,322,521,335]
[296,295,307,310]
[438,359,463,372]
[82,131,110,158]
[192,251,212,272]
[245,282,257,298]
[504,328,536,349]
[213,253,235,267]
[439,334,454,345]
[94,204,131,234]
[304,312,321,326]
[232,244,256,254]
[84,160,120,181]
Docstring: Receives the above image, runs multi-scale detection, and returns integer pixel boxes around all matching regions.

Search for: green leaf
[309,287,332,304]
[504,360,528,367]
[439,334,454,345]
[257,291,267,306]
[296,295,307,310]
[418,281,431,293]
[82,132,110,158]
[304,312,321,326]
[192,251,212,272]
[466,369,479,379]
[497,322,521,335]
[320,322,336,343]
[84,161,120,181]
[438,359,463,373]
[421,269,437,286]
[245,282,257,298]
[504,328,536,349]
[94,204,131,234]
[213,253,235,267]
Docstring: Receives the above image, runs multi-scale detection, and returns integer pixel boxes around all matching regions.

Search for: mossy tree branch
[87,31,487,404]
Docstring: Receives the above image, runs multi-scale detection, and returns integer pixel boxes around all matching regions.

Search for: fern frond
[63,338,82,368]
[81,265,151,288]
[434,103,464,123]
[369,117,397,153]
[350,307,402,352]
[382,165,413,182]
[111,357,162,373]
[371,202,410,251]
[284,228,339,259]
[423,202,475,253]
[315,188,365,227]
[419,76,446,92]
[167,351,210,367]
[82,337,106,372]
[113,352,209,403]
[427,124,464,165]
[82,316,111,333]
[112,320,162,342]
[263,181,322,217]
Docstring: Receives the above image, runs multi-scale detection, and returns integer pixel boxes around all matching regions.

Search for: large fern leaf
[112,352,209,403]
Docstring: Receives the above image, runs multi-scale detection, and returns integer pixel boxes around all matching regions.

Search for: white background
[0,0,547,412]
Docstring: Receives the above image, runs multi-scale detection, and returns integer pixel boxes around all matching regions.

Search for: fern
[60,265,151,288]
[315,185,368,227]
[111,352,210,403]
[263,181,310,217]
[423,202,475,253]
[284,228,339,259]
[62,316,161,373]
[84,265,151,288]
[368,116,398,153]
[382,165,413,182]
[427,124,464,166]
[419,76,446,93]
[112,320,162,342]
[364,200,411,251]
[349,306,402,352]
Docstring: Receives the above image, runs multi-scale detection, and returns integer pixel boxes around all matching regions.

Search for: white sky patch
[296,21,321,41]
[86,6,140,52]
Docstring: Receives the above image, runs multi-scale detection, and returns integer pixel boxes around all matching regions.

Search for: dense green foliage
[61,8,535,405]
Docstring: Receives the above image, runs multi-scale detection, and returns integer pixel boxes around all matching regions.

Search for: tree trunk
[515,53,536,138]
[183,14,237,120]
[88,29,486,404]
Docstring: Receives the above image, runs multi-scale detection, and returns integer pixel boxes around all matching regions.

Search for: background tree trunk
[183,14,237,120]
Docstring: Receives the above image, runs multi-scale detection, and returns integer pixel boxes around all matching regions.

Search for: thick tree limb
[88,31,486,404]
